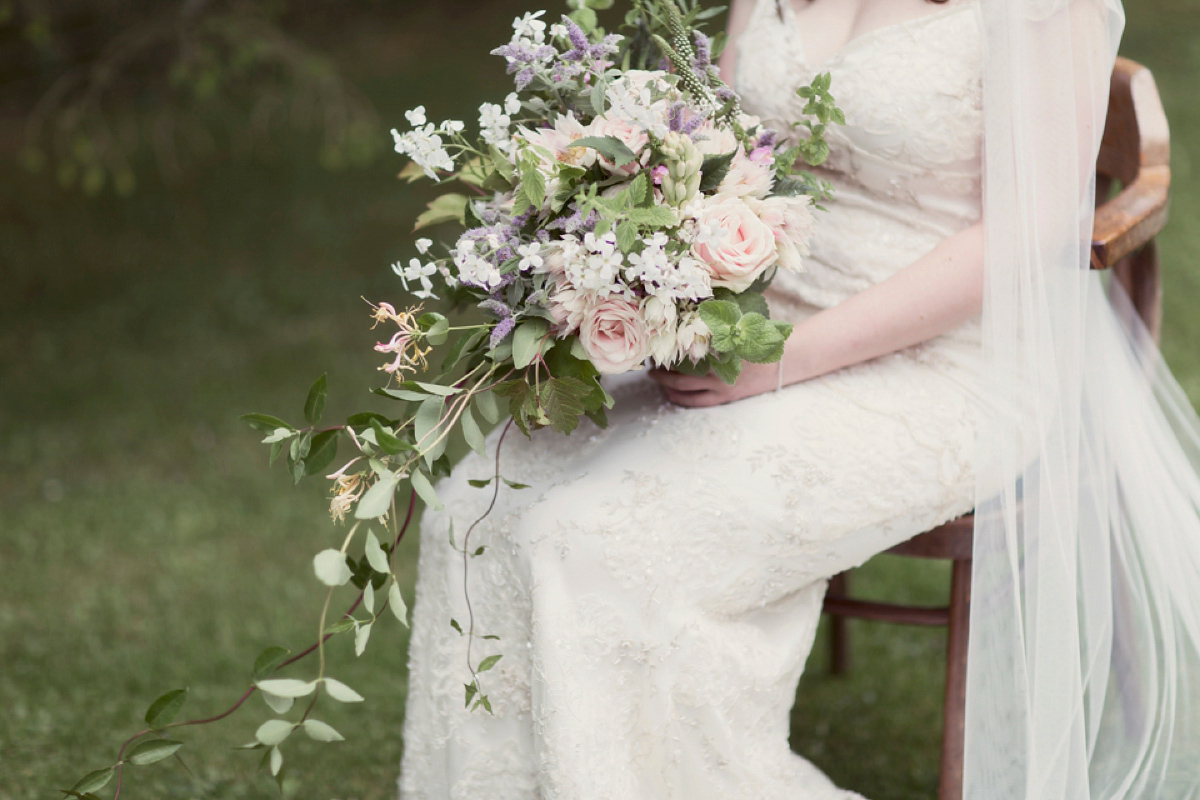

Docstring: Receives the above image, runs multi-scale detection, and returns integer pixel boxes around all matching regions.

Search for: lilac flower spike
[489,316,517,347]
[693,32,713,71]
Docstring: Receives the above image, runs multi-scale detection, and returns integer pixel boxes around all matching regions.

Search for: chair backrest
[1092,57,1171,340]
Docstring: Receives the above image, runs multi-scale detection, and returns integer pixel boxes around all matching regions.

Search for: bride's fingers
[648,369,717,392]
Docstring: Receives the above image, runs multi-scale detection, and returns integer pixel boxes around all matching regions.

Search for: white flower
[512,11,547,43]
[405,106,427,127]
[549,23,568,39]
[415,238,433,255]
[504,93,522,116]
[442,120,466,134]
[393,258,439,300]
[672,309,712,364]
[517,242,544,272]
[479,103,512,147]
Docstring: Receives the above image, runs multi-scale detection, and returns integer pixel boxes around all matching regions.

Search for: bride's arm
[650,221,984,406]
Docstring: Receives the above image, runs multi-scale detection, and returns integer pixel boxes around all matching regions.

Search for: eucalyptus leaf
[144,688,188,729]
[461,406,487,457]
[254,720,295,747]
[303,374,327,426]
[252,646,291,680]
[354,621,373,656]
[260,691,294,715]
[364,530,391,574]
[270,746,283,777]
[302,719,345,743]
[126,738,183,766]
[69,768,114,794]
[474,390,501,424]
[389,581,410,627]
[410,469,443,511]
[355,469,402,520]
[256,678,317,699]
[323,677,365,703]
[513,318,551,369]
[313,549,353,587]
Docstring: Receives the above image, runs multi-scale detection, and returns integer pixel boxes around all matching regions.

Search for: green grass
[2,3,1198,799]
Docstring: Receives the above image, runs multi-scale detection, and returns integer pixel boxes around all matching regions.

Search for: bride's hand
[648,361,783,407]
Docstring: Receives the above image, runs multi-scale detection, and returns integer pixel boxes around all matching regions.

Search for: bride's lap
[430,344,981,615]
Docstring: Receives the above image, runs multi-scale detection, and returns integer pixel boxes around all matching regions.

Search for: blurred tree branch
[3,0,383,195]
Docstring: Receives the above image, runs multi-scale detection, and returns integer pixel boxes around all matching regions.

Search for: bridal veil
[968,0,1200,796]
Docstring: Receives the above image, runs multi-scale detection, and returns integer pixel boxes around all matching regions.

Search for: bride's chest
[734,3,983,175]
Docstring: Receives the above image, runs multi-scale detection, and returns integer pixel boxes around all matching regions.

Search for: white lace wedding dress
[400,1,986,797]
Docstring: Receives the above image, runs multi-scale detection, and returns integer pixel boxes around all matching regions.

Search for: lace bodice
[735,0,983,309]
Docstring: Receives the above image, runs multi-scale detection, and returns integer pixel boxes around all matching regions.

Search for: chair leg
[938,558,972,800]
[827,572,850,675]
[1111,241,1162,344]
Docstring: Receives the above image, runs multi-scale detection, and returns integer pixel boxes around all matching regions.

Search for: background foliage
[1,0,1197,798]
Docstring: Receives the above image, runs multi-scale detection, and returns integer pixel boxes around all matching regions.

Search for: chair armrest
[1091,165,1170,269]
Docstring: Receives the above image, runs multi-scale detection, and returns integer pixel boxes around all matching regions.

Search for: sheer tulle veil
[967,0,1200,796]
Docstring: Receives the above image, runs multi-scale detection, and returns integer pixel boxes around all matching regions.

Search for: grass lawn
[2,2,1198,798]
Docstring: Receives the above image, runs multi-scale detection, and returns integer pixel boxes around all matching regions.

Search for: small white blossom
[441,119,466,133]
[415,238,433,255]
[549,23,568,39]
[405,106,427,127]
[393,258,439,300]
[512,11,547,43]
[504,93,522,117]
[517,243,544,272]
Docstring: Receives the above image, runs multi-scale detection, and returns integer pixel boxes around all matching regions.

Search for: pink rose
[577,295,650,374]
[690,194,779,291]
[747,194,814,273]
[587,114,649,175]
[718,150,775,199]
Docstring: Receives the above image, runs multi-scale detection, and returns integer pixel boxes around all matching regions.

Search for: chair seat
[885,514,974,560]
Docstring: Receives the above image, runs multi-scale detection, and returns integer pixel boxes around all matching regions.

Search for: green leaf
[240,413,293,434]
[256,679,317,698]
[570,136,638,168]
[450,618,464,634]
[126,739,183,766]
[414,193,469,231]
[461,406,487,457]
[253,647,291,680]
[730,290,770,318]
[354,620,373,656]
[255,720,295,747]
[301,719,344,742]
[734,313,790,363]
[323,618,357,635]
[355,469,402,520]
[269,745,283,777]
[323,677,365,703]
[699,150,737,192]
[364,530,391,574]
[539,376,590,435]
[520,158,546,209]
[512,318,551,369]
[410,381,464,396]
[443,328,487,371]
[474,390,501,424]
[503,478,531,490]
[370,420,406,455]
[616,219,639,253]
[389,581,409,627]
[68,768,114,794]
[409,469,443,511]
[425,316,450,346]
[710,352,743,385]
[304,430,339,476]
[468,478,493,488]
[464,682,478,708]
[260,690,294,715]
[313,549,353,587]
[303,374,327,426]
[144,689,188,729]
[625,206,677,227]
[375,387,427,402]
[698,299,743,353]
[413,395,445,456]
[477,654,503,673]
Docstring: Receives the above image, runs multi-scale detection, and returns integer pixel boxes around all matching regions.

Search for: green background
[2,1,1197,798]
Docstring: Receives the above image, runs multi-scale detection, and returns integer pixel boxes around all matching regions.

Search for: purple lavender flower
[668,103,685,133]
[480,298,513,318]
[757,129,778,150]
[693,32,713,71]
[516,68,535,91]
[564,16,590,52]
[716,86,736,103]
[681,113,705,136]
[489,316,517,347]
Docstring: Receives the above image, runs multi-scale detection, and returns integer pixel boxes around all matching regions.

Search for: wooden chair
[820,56,1171,800]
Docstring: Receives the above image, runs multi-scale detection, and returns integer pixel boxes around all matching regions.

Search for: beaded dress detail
[400,2,986,798]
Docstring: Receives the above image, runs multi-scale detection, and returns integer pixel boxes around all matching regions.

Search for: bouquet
[64,1,841,796]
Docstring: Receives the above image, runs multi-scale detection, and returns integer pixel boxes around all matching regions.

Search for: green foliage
[144,689,189,729]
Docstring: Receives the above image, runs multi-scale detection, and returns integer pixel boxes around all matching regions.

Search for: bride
[400,0,1200,797]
